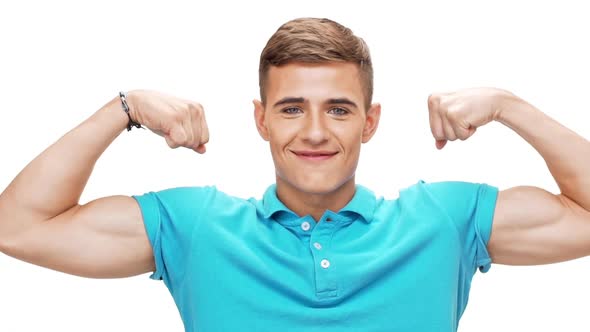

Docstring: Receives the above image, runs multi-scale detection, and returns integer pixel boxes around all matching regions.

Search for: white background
[1,0,589,331]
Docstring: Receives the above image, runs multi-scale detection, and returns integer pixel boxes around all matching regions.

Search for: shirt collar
[261,184,377,223]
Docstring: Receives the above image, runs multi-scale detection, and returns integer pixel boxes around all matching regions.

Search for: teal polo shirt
[133,179,498,332]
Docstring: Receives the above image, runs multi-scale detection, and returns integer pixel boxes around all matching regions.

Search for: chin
[279,172,354,195]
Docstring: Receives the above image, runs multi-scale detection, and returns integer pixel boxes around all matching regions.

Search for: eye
[282,107,302,114]
[328,107,349,116]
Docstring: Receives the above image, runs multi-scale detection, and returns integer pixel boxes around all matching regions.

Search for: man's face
[254,62,380,195]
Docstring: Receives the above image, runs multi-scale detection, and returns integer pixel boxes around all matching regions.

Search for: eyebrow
[272,97,358,108]
[327,98,358,108]
[273,97,305,107]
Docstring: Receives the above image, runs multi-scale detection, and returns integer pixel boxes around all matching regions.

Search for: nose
[301,110,329,145]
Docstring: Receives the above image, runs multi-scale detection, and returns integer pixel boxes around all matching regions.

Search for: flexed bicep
[2,195,154,279]
[488,186,590,265]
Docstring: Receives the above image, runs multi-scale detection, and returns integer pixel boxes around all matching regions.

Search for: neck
[275,176,357,222]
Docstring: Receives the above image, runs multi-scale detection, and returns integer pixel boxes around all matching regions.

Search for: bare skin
[254,63,381,221]
[0,90,209,278]
[0,63,589,282]
[427,88,590,264]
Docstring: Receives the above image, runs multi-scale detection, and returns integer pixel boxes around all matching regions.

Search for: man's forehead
[267,62,361,79]
[266,62,364,103]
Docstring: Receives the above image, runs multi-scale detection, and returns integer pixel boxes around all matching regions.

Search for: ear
[253,99,270,141]
[362,103,381,143]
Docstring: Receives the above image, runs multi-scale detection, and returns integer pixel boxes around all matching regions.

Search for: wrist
[125,90,140,124]
[493,89,521,123]
[494,91,534,126]
[119,91,143,131]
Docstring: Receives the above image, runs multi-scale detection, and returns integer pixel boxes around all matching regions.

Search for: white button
[320,259,330,269]
[313,242,322,250]
[301,221,311,231]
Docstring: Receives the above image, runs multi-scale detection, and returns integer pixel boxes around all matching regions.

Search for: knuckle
[458,128,473,140]
[166,139,180,149]
[169,126,185,141]
[188,102,203,116]
[427,94,439,109]
[172,110,185,123]
[182,105,192,119]
[177,132,190,145]
[187,103,197,114]
[446,129,457,140]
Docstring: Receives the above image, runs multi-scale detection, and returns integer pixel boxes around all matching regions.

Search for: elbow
[0,226,14,255]
[0,227,30,261]
[0,215,29,258]
[0,224,17,256]
[0,215,7,254]
[0,198,11,253]
[0,196,37,256]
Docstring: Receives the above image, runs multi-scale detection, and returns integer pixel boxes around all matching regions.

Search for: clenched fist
[125,90,209,153]
[427,87,516,149]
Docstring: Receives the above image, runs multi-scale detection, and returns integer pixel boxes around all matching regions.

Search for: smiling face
[254,62,381,196]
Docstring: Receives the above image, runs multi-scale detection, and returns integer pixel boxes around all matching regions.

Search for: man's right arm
[0,91,209,278]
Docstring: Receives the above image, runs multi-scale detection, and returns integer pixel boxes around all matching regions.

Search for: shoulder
[134,185,216,209]
[393,179,498,218]
[398,179,495,201]
[133,185,261,218]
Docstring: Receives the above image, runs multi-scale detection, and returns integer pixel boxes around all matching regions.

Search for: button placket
[310,220,338,299]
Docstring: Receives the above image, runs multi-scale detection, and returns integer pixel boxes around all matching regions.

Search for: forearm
[496,95,590,210]
[0,96,129,238]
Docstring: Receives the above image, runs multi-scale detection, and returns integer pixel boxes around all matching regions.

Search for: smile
[291,150,339,161]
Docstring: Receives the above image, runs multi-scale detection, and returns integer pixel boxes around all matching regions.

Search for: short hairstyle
[259,17,373,109]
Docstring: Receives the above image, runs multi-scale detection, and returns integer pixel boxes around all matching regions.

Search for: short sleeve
[132,186,215,290]
[422,181,499,273]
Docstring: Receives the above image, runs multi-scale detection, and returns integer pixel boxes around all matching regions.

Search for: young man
[0,17,589,332]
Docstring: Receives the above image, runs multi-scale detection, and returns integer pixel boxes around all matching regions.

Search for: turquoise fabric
[133,180,498,332]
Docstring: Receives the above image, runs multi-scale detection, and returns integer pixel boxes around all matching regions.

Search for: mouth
[291,150,339,161]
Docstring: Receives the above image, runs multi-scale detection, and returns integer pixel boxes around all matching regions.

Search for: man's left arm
[428,88,590,265]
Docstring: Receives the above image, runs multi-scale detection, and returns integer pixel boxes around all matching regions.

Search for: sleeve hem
[474,184,499,273]
[132,193,165,281]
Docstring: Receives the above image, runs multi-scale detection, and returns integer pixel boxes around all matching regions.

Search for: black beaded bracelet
[119,91,144,131]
